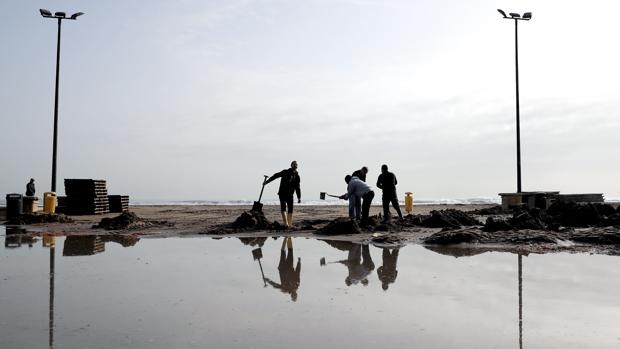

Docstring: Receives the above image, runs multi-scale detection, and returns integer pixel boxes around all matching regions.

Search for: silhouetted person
[339,244,375,286]
[26,178,36,196]
[340,175,374,223]
[350,166,368,217]
[265,237,301,301]
[376,164,403,222]
[352,166,368,182]
[377,248,400,291]
[265,161,301,228]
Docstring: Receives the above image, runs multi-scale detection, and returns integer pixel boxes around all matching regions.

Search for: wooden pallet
[64,179,108,198]
[63,236,105,256]
[108,195,129,213]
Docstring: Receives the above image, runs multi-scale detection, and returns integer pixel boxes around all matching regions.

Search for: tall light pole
[498,9,532,193]
[39,9,84,193]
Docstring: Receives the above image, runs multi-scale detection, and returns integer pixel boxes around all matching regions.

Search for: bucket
[320,192,326,200]
[43,192,57,213]
[405,192,413,214]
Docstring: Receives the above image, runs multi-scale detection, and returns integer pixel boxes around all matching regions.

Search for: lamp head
[509,13,521,18]
[54,12,66,18]
[497,9,507,18]
[70,12,84,20]
[523,12,532,20]
[40,9,52,17]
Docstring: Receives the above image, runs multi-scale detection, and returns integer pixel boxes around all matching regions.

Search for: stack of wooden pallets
[108,195,130,213]
[63,236,105,256]
[64,179,110,215]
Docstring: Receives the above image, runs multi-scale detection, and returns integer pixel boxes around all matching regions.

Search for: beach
[3,203,492,236]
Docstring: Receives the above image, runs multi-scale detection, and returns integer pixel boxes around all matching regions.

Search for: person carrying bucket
[264,161,301,228]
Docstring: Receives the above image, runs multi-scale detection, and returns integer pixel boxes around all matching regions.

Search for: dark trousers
[382,193,403,219]
[279,195,294,213]
[361,191,375,222]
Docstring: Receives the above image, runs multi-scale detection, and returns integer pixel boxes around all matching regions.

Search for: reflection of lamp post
[497,9,532,193]
[518,254,523,349]
[39,9,84,193]
[43,235,56,349]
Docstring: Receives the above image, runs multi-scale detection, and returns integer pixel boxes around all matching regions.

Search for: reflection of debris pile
[239,236,268,247]
[8,213,74,225]
[101,233,140,247]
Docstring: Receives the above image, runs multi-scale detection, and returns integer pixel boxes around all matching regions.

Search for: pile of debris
[7,213,74,225]
[316,218,363,235]
[480,203,620,232]
[424,228,563,245]
[93,212,168,230]
[205,210,287,235]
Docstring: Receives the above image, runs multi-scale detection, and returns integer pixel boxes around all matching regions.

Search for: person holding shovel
[264,161,301,228]
[339,174,375,224]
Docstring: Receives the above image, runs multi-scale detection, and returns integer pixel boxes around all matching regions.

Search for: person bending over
[340,174,375,224]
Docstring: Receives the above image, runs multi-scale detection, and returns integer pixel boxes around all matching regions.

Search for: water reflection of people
[319,241,375,286]
[265,237,301,301]
[341,244,375,286]
[377,248,400,290]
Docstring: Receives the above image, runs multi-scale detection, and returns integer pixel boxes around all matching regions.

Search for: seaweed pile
[7,213,74,225]
[93,212,169,230]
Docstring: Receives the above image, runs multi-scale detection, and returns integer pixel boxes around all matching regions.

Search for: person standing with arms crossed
[376,164,403,222]
[264,161,301,228]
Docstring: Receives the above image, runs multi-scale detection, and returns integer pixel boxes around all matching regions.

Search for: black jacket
[266,168,301,198]
[26,182,35,196]
[376,171,397,196]
[352,169,366,182]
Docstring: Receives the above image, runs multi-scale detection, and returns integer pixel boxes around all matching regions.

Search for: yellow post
[43,192,57,214]
[405,192,413,214]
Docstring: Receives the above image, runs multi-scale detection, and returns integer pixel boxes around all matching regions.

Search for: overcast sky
[1,0,618,202]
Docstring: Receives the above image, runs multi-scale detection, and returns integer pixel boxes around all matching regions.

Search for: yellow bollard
[405,192,413,214]
[42,235,56,248]
[43,192,57,213]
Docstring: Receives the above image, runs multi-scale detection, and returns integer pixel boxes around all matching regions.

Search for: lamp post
[39,9,84,193]
[498,9,531,193]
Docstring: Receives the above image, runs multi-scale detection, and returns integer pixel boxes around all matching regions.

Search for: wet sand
[4,204,489,237]
[4,203,620,256]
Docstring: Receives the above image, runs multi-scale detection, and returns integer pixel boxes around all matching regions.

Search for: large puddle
[1,226,620,348]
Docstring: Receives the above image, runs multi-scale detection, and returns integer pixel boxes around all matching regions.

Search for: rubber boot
[286,236,293,249]
[287,213,294,229]
[281,211,289,228]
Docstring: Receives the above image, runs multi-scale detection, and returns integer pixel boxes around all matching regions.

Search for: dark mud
[93,212,170,231]
[6,213,74,225]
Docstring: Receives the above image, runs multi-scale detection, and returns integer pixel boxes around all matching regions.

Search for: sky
[1,0,619,202]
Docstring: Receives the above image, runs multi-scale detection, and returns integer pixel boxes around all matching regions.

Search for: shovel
[252,248,267,287]
[252,175,269,212]
[320,192,340,200]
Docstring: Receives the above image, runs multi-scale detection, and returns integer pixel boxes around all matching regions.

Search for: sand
[3,204,489,237]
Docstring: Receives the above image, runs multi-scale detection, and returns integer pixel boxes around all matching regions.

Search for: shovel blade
[252,201,263,212]
[252,248,263,260]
